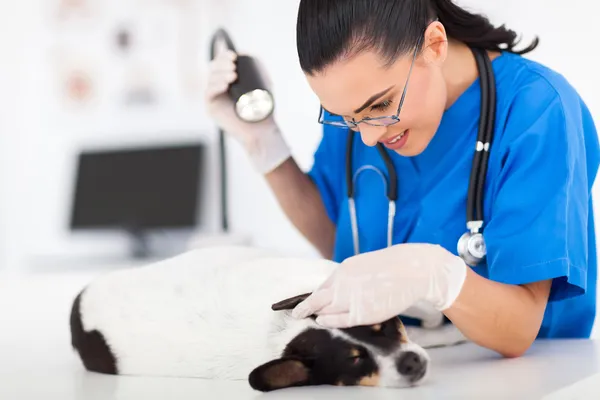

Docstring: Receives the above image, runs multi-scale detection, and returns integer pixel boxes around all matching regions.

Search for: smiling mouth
[384,130,407,144]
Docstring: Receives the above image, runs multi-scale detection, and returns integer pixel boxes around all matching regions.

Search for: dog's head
[248,293,430,392]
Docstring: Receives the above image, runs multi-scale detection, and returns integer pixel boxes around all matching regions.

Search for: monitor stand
[127,227,152,259]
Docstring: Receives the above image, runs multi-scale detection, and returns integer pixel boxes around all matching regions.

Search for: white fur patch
[78,245,337,380]
[405,324,468,349]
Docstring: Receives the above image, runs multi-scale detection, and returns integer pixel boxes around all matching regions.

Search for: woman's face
[305,24,449,157]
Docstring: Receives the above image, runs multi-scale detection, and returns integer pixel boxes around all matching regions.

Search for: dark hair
[296,0,539,74]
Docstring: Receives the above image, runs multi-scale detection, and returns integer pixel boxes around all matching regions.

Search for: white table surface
[2,269,600,400]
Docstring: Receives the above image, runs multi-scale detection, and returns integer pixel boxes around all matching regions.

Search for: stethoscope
[346,47,496,267]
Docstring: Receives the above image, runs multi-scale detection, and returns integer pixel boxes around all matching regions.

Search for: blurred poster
[46,0,205,113]
[56,0,93,21]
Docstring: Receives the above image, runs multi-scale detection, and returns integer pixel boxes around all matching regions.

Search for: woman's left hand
[291,243,468,328]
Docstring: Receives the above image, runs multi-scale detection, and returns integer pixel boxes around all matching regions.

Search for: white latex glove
[401,300,446,329]
[291,243,467,328]
[204,39,291,174]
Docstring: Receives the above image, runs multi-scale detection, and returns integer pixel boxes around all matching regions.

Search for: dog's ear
[248,357,312,392]
[271,293,311,311]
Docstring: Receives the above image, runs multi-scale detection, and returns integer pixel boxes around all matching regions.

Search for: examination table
[1,262,599,400]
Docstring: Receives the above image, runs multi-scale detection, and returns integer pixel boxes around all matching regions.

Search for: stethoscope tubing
[470,47,496,225]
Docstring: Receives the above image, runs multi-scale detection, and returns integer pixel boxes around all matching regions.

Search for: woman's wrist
[243,124,292,175]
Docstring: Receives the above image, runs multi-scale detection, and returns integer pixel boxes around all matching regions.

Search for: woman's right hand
[204,42,291,174]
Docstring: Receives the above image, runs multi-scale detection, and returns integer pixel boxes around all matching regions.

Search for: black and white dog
[69,245,462,391]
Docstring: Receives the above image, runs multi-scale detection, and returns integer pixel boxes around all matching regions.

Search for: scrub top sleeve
[307,124,349,225]
[484,83,591,302]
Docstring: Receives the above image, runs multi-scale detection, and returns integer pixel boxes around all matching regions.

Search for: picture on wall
[46,0,208,114]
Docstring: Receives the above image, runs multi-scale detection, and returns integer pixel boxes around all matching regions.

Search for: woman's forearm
[264,158,336,259]
[444,267,552,358]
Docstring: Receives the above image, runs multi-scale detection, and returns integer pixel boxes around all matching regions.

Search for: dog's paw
[405,324,468,349]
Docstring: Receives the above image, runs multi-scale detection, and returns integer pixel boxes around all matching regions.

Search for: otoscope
[209,28,275,122]
[209,28,275,233]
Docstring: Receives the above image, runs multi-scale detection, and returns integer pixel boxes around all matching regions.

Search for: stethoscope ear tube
[469,48,488,226]
[346,131,398,202]
[346,130,398,255]
[346,131,356,198]
[468,47,495,231]
[476,50,496,222]
[376,144,398,201]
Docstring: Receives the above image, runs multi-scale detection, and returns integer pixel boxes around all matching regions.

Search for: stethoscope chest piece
[457,230,486,267]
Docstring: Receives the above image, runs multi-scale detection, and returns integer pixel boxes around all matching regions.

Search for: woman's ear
[421,20,448,66]
[248,357,312,392]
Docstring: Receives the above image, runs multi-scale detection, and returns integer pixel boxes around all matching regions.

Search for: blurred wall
[0,0,233,269]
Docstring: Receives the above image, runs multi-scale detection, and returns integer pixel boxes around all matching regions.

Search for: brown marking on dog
[358,373,380,387]
[397,319,409,344]
[350,348,360,358]
[372,324,382,332]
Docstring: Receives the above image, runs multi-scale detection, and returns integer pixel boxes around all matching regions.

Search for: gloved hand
[204,40,291,174]
[400,300,446,329]
[291,243,467,328]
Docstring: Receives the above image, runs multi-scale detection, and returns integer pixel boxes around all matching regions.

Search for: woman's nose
[359,124,388,147]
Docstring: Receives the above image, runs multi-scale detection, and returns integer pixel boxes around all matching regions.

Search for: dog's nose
[396,351,427,380]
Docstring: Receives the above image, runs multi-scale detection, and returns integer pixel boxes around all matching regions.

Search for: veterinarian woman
[205,0,600,358]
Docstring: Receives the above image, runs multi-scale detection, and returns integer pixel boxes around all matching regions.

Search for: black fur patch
[342,318,404,354]
[248,357,310,391]
[249,328,379,391]
[69,290,118,374]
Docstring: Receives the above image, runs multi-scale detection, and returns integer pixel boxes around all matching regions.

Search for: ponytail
[430,0,539,54]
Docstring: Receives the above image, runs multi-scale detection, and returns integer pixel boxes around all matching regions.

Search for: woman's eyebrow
[353,85,395,114]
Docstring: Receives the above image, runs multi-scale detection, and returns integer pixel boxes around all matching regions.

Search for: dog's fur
[70,245,436,391]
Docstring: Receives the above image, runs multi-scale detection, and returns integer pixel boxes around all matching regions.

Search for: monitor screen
[70,143,205,231]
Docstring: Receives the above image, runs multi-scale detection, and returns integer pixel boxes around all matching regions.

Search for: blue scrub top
[308,51,600,339]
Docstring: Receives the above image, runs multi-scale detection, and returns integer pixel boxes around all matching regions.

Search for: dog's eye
[349,348,368,364]
[350,355,363,365]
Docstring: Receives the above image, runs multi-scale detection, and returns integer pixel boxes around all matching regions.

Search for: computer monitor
[69,142,206,258]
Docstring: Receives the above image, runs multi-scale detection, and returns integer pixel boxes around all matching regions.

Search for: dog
[69,245,432,391]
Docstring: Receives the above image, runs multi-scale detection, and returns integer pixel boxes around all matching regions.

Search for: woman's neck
[442,39,501,110]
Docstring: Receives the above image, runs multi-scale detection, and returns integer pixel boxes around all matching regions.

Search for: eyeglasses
[318,37,421,130]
